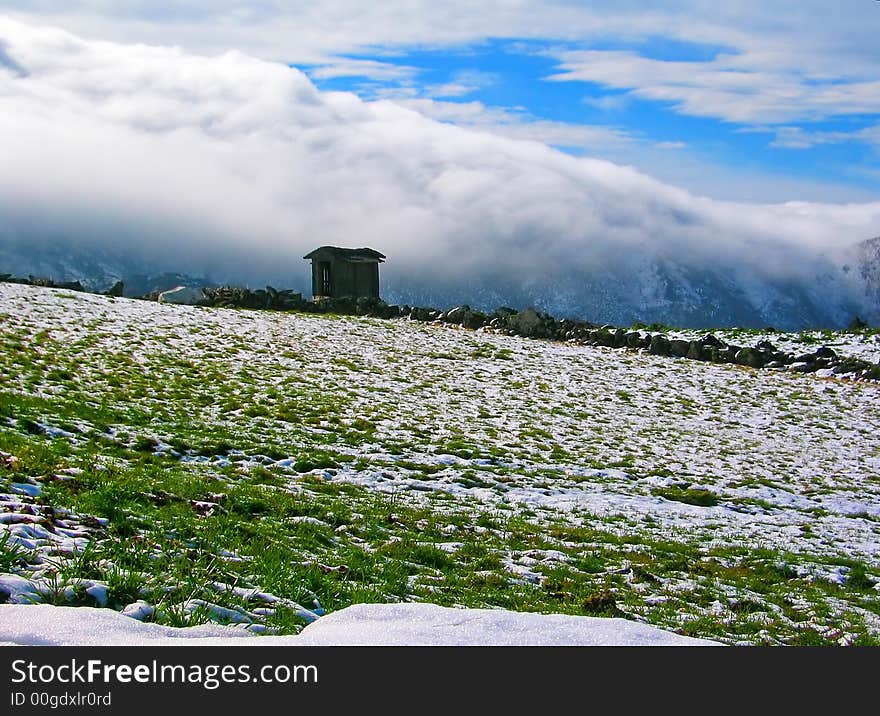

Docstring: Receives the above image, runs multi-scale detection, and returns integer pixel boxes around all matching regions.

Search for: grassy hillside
[1,283,879,644]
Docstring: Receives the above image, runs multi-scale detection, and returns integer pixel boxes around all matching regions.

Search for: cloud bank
[1,18,879,325]
[5,1,878,124]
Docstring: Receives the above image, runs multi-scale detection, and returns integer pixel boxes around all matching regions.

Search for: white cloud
[548,50,880,124]
[582,94,630,112]
[307,59,419,82]
[766,125,880,150]
[425,82,474,98]
[3,3,878,136]
[0,1,591,63]
[4,2,876,83]
[393,98,635,151]
[368,96,875,202]
[425,72,497,99]
[0,17,878,313]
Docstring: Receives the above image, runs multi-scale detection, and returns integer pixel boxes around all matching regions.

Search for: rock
[669,339,691,358]
[510,308,547,338]
[591,328,618,347]
[439,305,487,329]
[491,307,517,322]
[355,296,385,316]
[462,311,487,330]
[699,333,725,348]
[814,346,837,360]
[321,296,356,314]
[443,305,472,325]
[104,281,124,297]
[564,323,593,342]
[158,286,205,305]
[864,365,880,381]
[275,290,305,311]
[624,331,645,349]
[734,347,769,368]
[706,347,725,363]
[687,341,708,361]
[649,334,671,356]
[409,307,433,322]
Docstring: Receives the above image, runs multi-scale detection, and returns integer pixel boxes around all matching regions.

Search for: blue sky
[303,35,880,202]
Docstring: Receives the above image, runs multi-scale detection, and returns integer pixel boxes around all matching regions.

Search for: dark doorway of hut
[319,262,331,296]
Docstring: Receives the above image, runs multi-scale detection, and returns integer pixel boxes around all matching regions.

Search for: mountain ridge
[2,235,878,330]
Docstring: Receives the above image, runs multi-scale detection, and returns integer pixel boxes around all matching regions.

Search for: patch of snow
[0,603,718,646]
[84,583,109,607]
[503,559,544,584]
[287,516,329,527]
[121,601,155,621]
[10,483,42,497]
[0,574,41,603]
[181,599,255,624]
[644,595,669,606]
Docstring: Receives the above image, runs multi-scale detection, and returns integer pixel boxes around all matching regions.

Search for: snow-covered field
[1,283,878,645]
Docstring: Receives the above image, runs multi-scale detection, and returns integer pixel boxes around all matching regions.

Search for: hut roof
[303,246,385,262]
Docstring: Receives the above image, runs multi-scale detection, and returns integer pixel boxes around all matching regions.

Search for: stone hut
[303,246,385,300]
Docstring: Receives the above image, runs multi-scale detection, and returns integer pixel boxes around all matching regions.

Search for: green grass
[0,288,878,645]
[652,487,721,507]
[0,532,28,572]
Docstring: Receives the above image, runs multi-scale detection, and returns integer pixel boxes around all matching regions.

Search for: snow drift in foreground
[0,603,717,646]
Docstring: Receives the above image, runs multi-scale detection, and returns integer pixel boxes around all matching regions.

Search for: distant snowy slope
[857,236,880,325]
[0,603,717,646]
[3,237,874,329]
